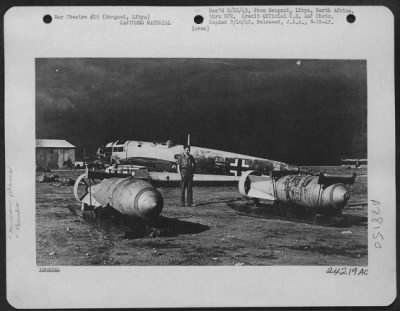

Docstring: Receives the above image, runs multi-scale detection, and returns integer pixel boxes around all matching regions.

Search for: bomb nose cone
[137,190,163,219]
[331,185,350,207]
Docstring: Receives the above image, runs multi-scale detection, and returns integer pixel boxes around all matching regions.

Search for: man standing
[177,145,196,206]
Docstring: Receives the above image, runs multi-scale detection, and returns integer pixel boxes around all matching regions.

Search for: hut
[36,139,76,170]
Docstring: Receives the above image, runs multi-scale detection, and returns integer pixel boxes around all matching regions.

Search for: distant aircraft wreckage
[341,158,367,169]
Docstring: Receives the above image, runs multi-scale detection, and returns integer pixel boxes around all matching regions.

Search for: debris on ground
[37,174,75,186]
[341,230,352,235]
[37,174,59,183]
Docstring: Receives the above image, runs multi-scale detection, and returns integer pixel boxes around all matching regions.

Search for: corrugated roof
[36,139,76,148]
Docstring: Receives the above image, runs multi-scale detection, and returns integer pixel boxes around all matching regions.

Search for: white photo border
[4,5,396,308]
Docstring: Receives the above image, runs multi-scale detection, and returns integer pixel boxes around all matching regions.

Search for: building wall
[36,148,75,170]
[57,148,75,168]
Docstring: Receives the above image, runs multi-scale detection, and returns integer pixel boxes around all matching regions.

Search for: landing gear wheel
[73,173,100,202]
[238,170,259,197]
[253,198,260,207]
[73,173,90,202]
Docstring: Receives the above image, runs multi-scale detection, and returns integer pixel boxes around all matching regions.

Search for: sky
[36,58,367,165]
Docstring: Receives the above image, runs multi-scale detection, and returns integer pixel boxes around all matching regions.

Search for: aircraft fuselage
[98,140,291,179]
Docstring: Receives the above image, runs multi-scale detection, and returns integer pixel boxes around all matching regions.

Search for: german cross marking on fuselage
[229,159,249,176]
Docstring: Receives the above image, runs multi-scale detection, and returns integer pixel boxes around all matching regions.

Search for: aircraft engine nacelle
[74,174,164,221]
[239,170,352,216]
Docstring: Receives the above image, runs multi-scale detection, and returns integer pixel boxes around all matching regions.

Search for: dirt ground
[36,166,367,266]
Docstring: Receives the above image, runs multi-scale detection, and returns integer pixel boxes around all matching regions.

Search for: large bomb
[74,173,163,221]
[239,170,355,216]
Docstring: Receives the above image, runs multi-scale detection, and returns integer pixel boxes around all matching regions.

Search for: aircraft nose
[137,190,163,219]
[331,185,350,208]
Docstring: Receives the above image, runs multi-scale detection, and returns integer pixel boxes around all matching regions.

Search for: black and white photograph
[35,58,368,266]
[5,5,395,308]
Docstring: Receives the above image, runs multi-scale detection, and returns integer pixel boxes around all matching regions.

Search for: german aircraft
[87,137,357,222]
[341,158,367,169]
[95,137,298,185]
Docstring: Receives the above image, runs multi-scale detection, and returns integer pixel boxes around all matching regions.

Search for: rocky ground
[36,166,367,266]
